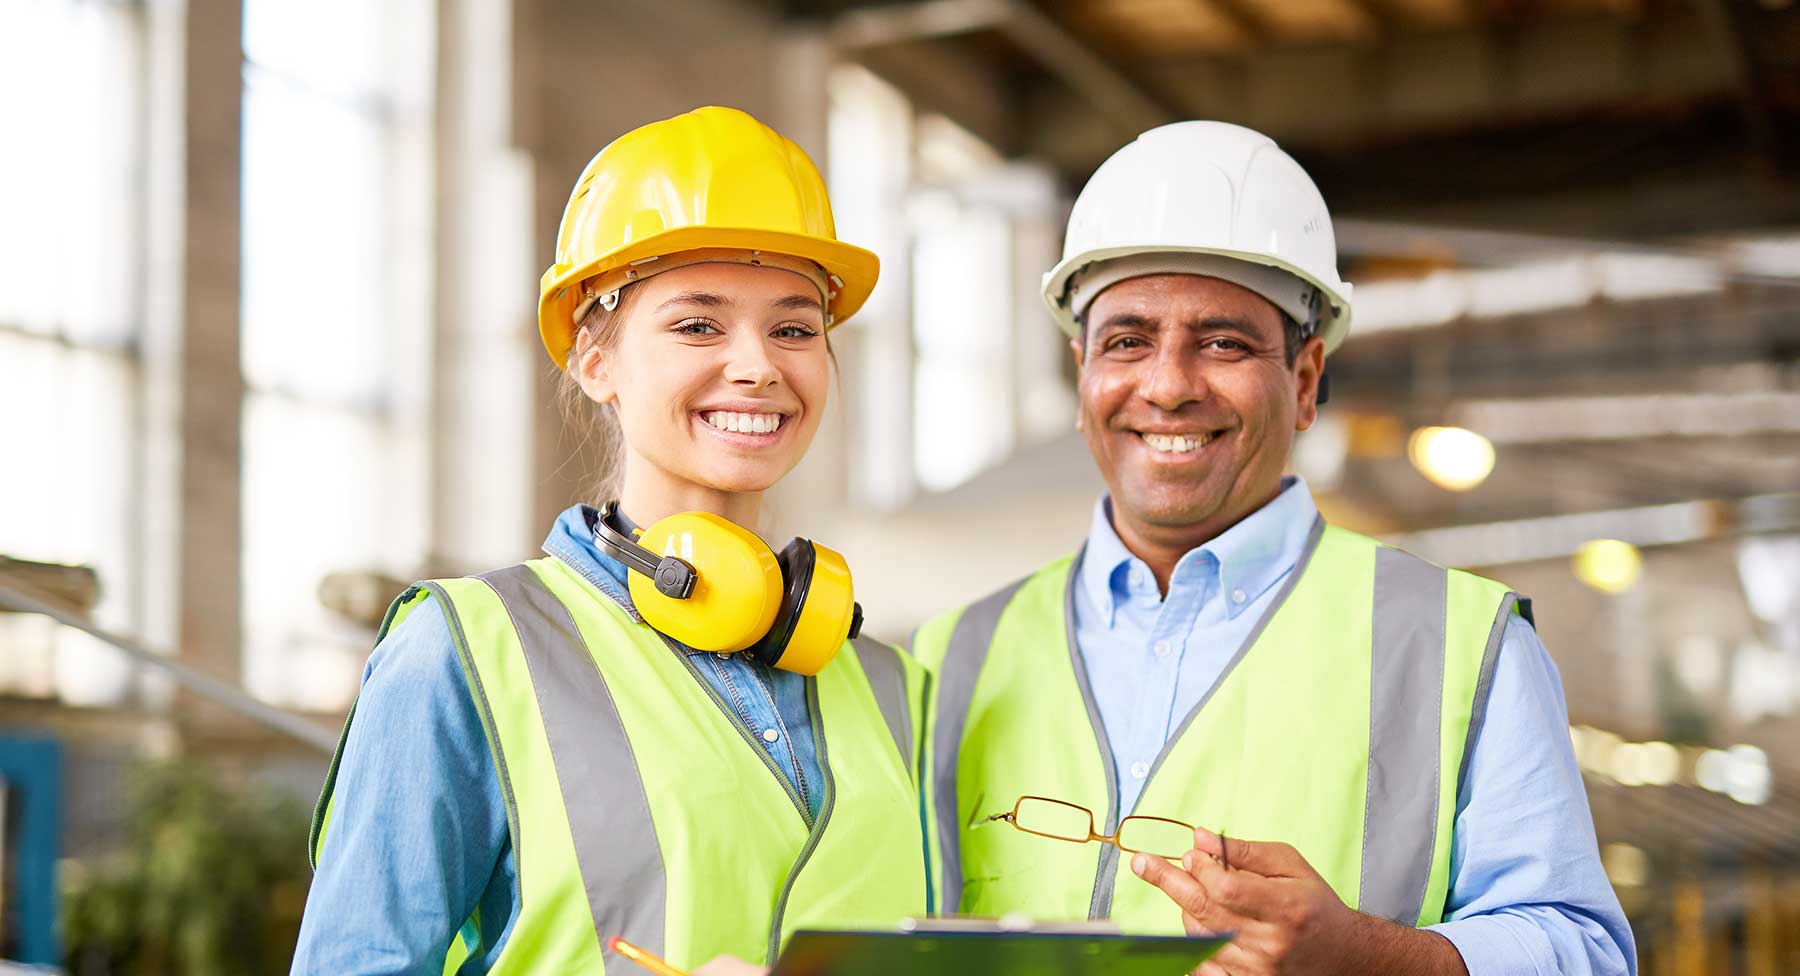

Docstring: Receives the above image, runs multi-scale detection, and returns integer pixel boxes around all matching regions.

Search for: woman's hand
[693,954,770,976]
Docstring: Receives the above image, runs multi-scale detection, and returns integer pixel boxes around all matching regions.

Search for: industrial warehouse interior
[1,0,1798,972]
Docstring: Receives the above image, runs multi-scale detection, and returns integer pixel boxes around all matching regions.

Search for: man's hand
[1131,829,1468,976]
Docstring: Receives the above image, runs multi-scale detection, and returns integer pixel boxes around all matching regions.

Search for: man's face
[1074,273,1324,544]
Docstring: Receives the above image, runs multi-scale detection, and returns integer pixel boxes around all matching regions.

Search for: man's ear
[1294,337,1326,432]
[1069,336,1087,432]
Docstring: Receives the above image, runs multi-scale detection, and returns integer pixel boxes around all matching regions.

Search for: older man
[912,122,1635,975]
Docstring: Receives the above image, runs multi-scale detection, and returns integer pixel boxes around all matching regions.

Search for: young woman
[291,107,929,975]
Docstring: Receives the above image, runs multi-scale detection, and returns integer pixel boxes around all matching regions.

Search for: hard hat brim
[1042,244,1354,355]
[539,226,880,367]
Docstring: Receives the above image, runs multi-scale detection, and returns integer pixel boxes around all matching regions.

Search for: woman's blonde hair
[555,284,640,504]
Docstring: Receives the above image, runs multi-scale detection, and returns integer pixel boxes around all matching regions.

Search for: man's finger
[1171,841,1283,919]
[1132,852,1233,929]
[1194,828,1319,881]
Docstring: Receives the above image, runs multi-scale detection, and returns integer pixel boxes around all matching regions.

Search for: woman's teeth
[1140,432,1212,454]
[702,411,784,435]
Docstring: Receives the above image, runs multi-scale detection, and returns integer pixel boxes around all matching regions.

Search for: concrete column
[431,0,537,573]
[175,0,243,685]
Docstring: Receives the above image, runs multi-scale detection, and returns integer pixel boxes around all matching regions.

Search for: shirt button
[762,728,780,743]
[1231,588,1246,604]
[1130,761,1150,780]
[1153,639,1171,658]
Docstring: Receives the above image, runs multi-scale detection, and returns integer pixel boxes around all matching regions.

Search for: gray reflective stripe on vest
[931,575,1029,913]
[1359,547,1449,925]
[1456,593,1521,805]
[852,636,913,769]
[1060,546,1123,921]
[479,564,668,970]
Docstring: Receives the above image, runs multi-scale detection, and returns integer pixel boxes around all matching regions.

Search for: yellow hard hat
[537,106,879,367]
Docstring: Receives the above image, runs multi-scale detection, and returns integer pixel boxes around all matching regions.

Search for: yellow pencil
[608,936,693,976]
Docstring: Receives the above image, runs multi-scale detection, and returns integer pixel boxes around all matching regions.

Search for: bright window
[0,0,147,705]
[239,0,433,711]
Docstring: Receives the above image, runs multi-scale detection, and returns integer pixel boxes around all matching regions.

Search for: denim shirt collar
[541,503,643,623]
[1080,476,1320,627]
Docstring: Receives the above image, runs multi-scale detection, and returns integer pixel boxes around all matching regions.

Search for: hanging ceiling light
[1407,426,1495,491]
[1573,539,1642,594]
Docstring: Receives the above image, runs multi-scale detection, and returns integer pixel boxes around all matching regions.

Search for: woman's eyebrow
[655,290,730,312]
[772,293,823,312]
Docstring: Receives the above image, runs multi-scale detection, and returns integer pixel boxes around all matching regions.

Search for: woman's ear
[573,330,617,406]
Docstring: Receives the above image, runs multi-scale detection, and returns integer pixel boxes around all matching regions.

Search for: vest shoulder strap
[913,555,1074,915]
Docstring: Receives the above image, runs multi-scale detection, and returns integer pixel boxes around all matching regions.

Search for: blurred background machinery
[1,0,1798,970]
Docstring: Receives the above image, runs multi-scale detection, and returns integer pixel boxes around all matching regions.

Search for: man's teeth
[1140,432,1211,454]
[703,411,784,434]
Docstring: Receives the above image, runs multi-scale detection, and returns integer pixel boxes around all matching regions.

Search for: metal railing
[0,581,338,754]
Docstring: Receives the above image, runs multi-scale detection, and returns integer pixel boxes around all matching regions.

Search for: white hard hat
[1042,121,1354,354]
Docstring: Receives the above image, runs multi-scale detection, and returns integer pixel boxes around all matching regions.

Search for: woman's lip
[694,405,794,416]
[692,411,793,446]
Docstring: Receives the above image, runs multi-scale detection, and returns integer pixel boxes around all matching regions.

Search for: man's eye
[1205,337,1248,352]
[1106,336,1147,352]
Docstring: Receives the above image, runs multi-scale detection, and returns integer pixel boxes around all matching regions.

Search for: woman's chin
[678,463,789,497]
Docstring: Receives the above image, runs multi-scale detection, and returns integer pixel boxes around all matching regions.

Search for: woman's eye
[673,318,720,336]
[773,323,822,339]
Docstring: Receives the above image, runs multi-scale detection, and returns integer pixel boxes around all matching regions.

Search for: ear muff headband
[593,503,698,599]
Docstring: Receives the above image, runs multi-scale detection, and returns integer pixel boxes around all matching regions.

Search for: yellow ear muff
[774,541,857,676]
[629,511,782,653]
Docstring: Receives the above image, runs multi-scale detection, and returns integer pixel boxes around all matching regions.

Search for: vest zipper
[765,676,835,965]
[657,633,814,828]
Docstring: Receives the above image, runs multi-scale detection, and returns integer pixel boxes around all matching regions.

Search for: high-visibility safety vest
[309,557,930,974]
[911,521,1529,931]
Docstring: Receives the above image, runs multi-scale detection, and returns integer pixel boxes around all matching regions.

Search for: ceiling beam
[1382,492,1800,568]
[1448,392,1800,444]
[829,0,1179,135]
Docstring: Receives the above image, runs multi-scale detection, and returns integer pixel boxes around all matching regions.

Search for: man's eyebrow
[1185,315,1265,338]
[772,293,823,312]
[654,290,729,312]
[1092,312,1158,334]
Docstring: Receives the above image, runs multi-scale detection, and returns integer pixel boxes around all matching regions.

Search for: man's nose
[1140,343,1206,410]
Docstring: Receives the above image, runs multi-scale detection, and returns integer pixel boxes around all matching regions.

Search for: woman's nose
[724,334,781,388]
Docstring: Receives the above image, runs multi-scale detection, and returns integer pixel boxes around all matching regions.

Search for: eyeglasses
[978,795,1201,861]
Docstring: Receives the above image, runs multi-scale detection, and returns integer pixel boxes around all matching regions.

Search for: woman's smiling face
[575,261,832,499]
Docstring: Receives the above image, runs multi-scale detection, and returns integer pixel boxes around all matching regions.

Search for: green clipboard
[772,921,1231,976]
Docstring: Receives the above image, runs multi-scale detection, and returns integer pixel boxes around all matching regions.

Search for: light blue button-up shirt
[1073,478,1636,976]
[290,504,822,975]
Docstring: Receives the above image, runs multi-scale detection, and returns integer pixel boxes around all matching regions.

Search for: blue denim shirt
[291,504,821,975]
[1074,478,1636,976]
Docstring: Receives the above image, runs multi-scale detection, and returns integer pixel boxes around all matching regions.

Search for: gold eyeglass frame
[979,794,1213,863]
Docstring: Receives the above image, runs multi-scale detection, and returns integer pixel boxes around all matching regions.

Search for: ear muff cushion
[746,538,814,670]
[630,512,782,652]
[775,541,855,676]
